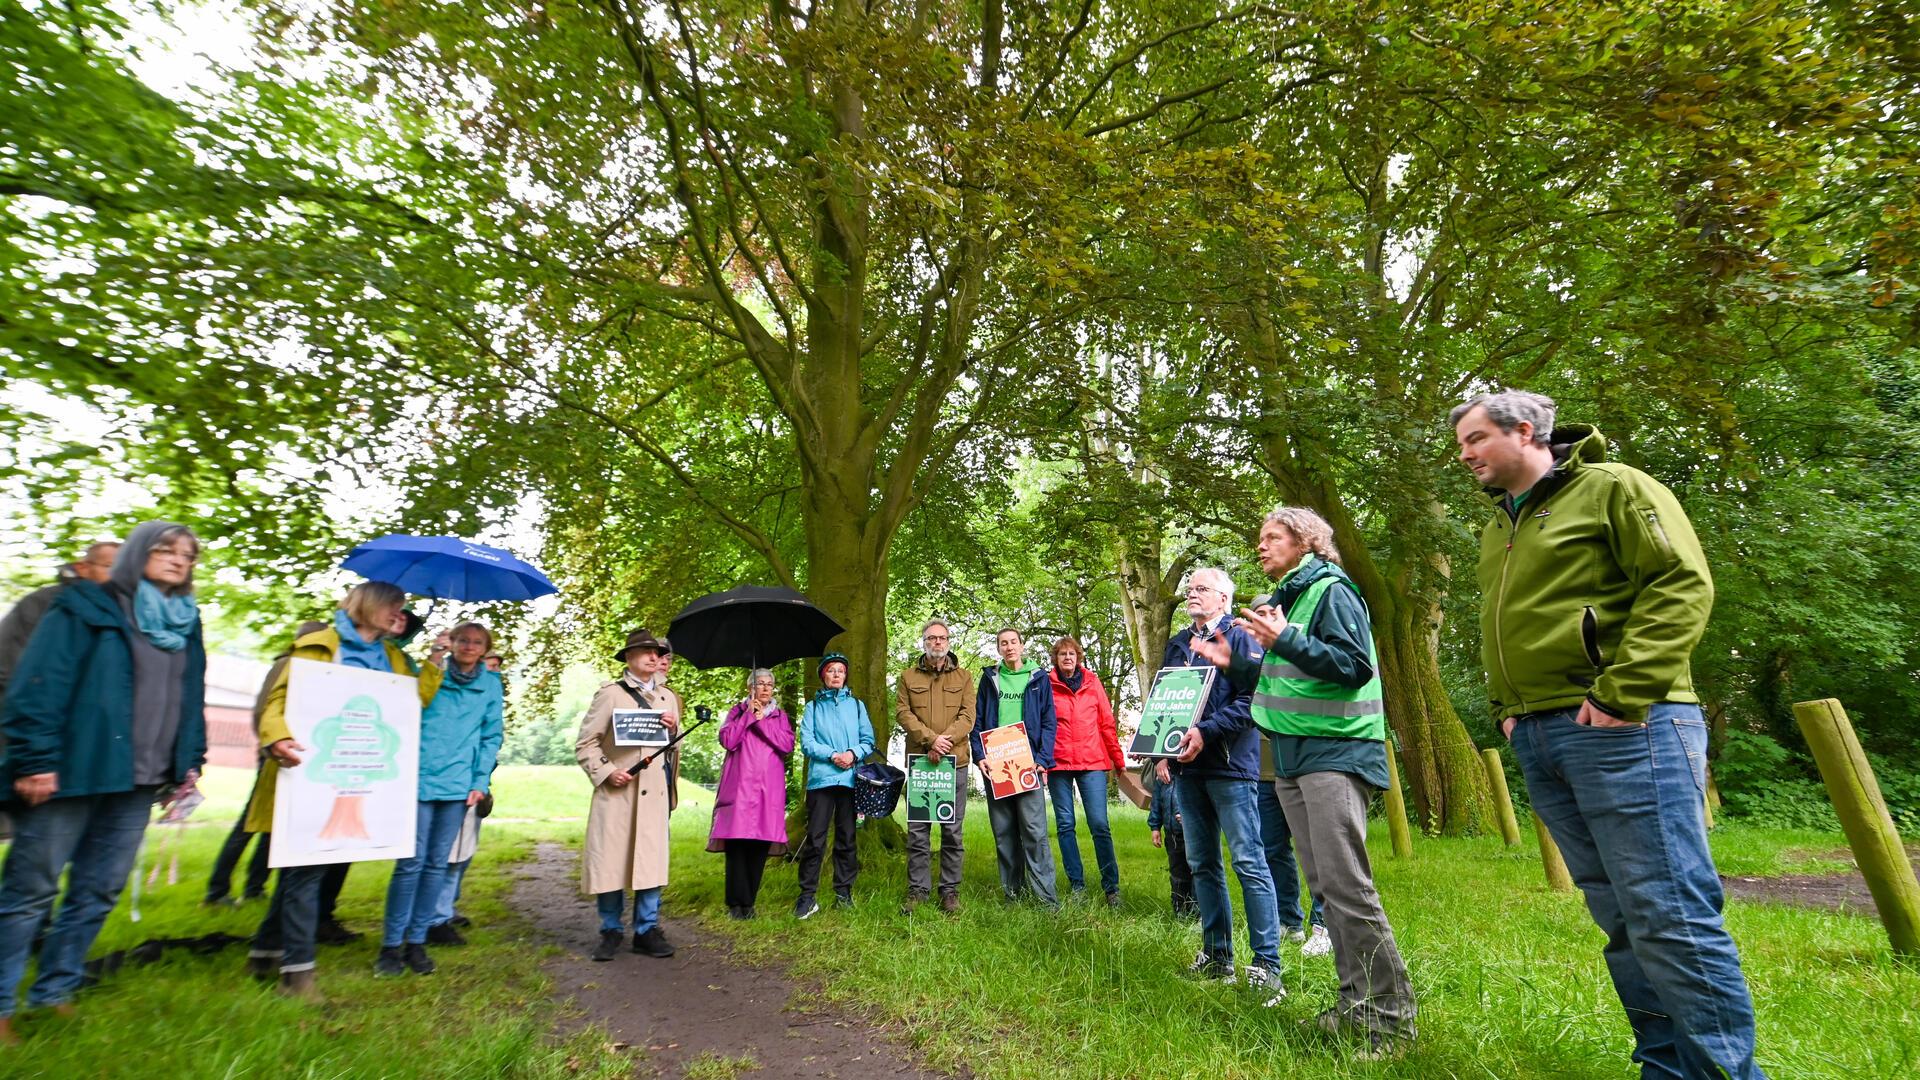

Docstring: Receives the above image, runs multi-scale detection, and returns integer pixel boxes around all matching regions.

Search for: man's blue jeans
[1257,779,1324,930]
[0,789,154,1016]
[1176,775,1280,970]
[1511,703,1767,1080]
[381,800,467,947]
[597,887,662,934]
[1049,770,1120,895]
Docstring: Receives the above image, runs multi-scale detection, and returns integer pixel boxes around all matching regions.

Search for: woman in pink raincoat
[706,668,793,918]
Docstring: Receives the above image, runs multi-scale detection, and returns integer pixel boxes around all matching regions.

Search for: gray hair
[1449,390,1557,446]
[920,619,950,638]
[1263,507,1342,566]
[1189,567,1235,608]
[747,667,775,689]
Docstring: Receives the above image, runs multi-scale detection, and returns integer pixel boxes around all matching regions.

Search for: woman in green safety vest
[1189,506,1417,1060]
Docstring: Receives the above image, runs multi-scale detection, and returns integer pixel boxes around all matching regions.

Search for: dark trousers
[205,818,271,902]
[796,786,858,898]
[319,862,348,923]
[1164,818,1196,917]
[723,840,772,910]
[251,864,327,972]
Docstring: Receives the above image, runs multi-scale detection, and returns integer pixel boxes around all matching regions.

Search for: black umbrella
[665,585,846,670]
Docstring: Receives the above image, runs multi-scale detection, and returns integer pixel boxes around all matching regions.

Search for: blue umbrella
[340,535,557,602]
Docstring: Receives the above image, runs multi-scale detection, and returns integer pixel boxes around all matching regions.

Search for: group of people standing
[0,387,1771,1079]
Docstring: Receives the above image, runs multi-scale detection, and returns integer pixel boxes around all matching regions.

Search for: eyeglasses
[923,633,948,642]
[1185,584,1220,596]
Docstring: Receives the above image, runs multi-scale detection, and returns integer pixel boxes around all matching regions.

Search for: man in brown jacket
[895,619,975,913]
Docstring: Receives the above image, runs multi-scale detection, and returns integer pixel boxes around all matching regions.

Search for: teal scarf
[133,580,199,652]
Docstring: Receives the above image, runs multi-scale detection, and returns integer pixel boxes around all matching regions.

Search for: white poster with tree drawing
[269,658,421,867]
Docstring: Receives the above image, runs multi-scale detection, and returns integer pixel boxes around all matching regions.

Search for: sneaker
[938,890,960,915]
[373,946,406,977]
[633,926,675,957]
[1185,949,1234,982]
[900,891,928,915]
[1301,924,1333,958]
[590,929,622,962]
[794,894,820,920]
[314,918,363,946]
[426,923,467,946]
[727,905,750,920]
[449,915,472,928]
[1104,891,1122,910]
[1353,1031,1411,1062]
[402,942,435,975]
[832,892,853,910]
[1244,963,1286,1007]
[1281,925,1307,944]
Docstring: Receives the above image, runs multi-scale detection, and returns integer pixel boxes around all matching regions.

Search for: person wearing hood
[375,621,503,976]
[894,620,974,914]
[244,580,441,1001]
[707,668,794,920]
[1192,507,1416,1057]
[793,653,873,918]
[1454,391,1761,1080]
[1044,634,1126,907]
[0,521,206,1041]
[969,628,1058,908]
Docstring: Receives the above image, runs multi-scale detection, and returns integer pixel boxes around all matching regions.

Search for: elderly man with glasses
[1156,568,1285,1005]
[895,619,975,914]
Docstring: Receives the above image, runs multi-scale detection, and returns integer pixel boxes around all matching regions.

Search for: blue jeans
[0,789,155,1016]
[1176,775,1280,969]
[435,858,471,926]
[1257,778,1324,929]
[251,864,327,972]
[597,887,662,934]
[381,800,467,947]
[1049,770,1119,895]
[1511,703,1766,1080]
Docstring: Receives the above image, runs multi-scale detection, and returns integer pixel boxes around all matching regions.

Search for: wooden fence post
[1481,748,1522,846]
[1383,742,1413,860]
[1792,698,1920,956]
[1533,813,1574,892]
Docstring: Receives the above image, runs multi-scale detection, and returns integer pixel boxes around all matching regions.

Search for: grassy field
[0,765,1914,1078]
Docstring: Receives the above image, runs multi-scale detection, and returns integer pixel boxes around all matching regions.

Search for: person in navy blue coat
[0,522,206,1040]
[1159,567,1283,1004]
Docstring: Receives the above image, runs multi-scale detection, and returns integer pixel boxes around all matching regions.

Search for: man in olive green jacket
[1454,390,1764,1080]
[895,619,974,913]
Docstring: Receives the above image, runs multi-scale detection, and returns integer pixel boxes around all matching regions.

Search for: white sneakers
[1243,962,1286,1007]
[1300,924,1333,958]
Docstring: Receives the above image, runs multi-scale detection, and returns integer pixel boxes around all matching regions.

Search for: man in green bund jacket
[1191,506,1415,1059]
[1454,389,1765,1080]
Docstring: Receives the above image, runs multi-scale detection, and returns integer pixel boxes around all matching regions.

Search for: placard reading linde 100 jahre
[1128,666,1218,758]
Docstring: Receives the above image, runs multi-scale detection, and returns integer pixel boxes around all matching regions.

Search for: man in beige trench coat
[576,629,682,962]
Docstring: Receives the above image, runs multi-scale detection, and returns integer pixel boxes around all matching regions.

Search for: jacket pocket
[1581,606,1605,670]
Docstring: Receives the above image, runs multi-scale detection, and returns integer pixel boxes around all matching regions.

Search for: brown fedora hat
[613,627,669,662]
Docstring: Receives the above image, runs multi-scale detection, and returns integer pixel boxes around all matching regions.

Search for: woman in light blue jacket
[792,653,873,918]
[376,621,502,976]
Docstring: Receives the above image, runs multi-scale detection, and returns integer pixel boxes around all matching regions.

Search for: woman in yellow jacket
[243,581,439,999]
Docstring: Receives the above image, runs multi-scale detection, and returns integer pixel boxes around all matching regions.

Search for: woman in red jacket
[1046,636,1128,905]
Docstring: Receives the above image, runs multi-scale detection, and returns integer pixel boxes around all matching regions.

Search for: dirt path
[511,842,956,1080]
[1720,845,1920,915]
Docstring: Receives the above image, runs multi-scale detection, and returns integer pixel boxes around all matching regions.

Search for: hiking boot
[591,929,622,962]
[373,946,407,977]
[1300,924,1333,958]
[938,890,960,915]
[1186,949,1234,982]
[794,894,820,920]
[314,918,362,946]
[276,969,321,1002]
[633,927,675,958]
[900,891,928,915]
[727,905,749,920]
[403,943,435,975]
[1244,963,1286,1007]
[426,923,467,946]
[245,952,281,982]
[1104,891,1122,910]
[833,891,853,910]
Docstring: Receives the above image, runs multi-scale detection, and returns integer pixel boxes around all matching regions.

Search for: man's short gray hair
[1190,567,1235,608]
[1449,390,1557,446]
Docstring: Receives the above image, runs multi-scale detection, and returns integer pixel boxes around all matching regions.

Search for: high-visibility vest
[1250,574,1387,741]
